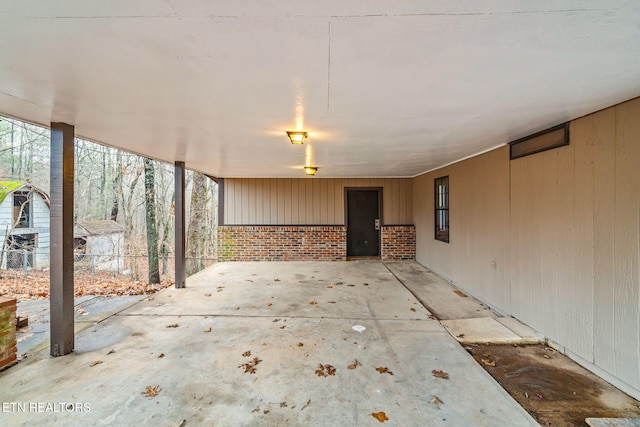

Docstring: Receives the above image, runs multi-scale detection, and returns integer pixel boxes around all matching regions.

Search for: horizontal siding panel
[224,178,413,225]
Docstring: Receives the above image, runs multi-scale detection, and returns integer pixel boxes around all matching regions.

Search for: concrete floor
[0,261,538,426]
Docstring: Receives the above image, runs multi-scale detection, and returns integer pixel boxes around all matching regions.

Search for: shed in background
[74,220,125,272]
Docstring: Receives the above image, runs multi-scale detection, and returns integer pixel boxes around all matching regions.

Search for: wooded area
[0,116,218,289]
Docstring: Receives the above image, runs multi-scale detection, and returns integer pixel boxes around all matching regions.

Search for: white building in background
[74,220,125,272]
[0,181,50,269]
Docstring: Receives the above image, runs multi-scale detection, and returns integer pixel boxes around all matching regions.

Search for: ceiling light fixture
[304,166,318,176]
[287,131,307,144]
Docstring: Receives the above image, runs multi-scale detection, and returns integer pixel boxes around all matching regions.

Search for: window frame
[434,176,449,243]
[13,191,32,229]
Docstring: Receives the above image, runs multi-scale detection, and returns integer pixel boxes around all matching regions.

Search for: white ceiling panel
[0,1,639,177]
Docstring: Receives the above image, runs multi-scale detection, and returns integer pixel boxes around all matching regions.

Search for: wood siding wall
[0,193,50,267]
[413,147,511,311]
[413,96,640,397]
[223,178,412,225]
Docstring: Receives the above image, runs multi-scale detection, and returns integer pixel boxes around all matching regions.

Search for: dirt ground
[0,269,173,300]
[469,343,640,426]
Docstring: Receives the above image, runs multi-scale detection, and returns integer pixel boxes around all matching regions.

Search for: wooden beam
[49,122,75,356]
[174,161,186,288]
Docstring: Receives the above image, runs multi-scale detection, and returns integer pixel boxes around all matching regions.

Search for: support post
[175,161,186,288]
[50,122,75,356]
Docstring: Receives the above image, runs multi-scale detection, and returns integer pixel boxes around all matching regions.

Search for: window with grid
[434,176,449,243]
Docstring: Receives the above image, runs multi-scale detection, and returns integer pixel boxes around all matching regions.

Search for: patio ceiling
[0,1,639,178]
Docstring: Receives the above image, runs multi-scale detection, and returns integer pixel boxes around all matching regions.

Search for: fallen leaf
[371,412,389,422]
[251,407,260,413]
[328,301,336,304]
[347,359,362,370]
[142,385,161,398]
[267,303,273,307]
[432,369,449,379]
[274,278,281,282]
[375,367,394,375]
[430,395,444,408]
[297,343,304,347]
[203,327,212,333]
[453,290,468,297]
[410,308,416,312]
[166,323,179,328]
[158,353,165,358]
[315,364,336,377]
[280,402,287,408]
[279,325,286,329]
[309,301,317,305]
[326,286,333,288]
[481,358,496,367]
[106,349,115,355]
[301,399,311,411]
[347,284,355,287]
[263,408,270,414]
[204,293,212,297]
[363,283,369,286]
[242,351,252,357]
[89,360,103,367]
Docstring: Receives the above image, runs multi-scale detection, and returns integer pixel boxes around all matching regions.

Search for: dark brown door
[346,189,380,257]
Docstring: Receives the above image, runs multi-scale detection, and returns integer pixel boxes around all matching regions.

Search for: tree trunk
[186,172,208,276]
[143,158,160,284]
[110,151,122,221]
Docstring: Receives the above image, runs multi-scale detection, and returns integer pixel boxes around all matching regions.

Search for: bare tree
[143,158,160,284]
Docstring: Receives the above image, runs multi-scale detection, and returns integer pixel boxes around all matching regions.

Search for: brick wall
[0,297,17,371]
[218,225,416,262]
[381,225,416,261]
[218,226,347,261]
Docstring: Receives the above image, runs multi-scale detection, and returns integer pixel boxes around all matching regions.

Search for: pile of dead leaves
[315,364,336,377]
[239,351,263,374]
[0,269,173,300]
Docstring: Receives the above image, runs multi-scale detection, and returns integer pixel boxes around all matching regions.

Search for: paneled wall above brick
[222,178,412,226]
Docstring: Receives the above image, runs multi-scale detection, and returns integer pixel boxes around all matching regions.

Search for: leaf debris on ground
[315,364,336,377]
[203,327,212,333]
[0,269,172,300]
[430,395,444,408]
[481,358,496,367]
[301,399,311,411]
[242,350,251,357]
[375,367,394,375]
[166,323,179,328]
[142,385,161,398]
[89,360,103,367]
[239,357,262,374]
[157,353,165,358]
[372,411,389,422]
[432,369,449,379]
[347,359,362,370]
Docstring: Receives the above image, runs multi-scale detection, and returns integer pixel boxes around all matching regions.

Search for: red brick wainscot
[381,225,416,261]
[0,297,17,370]
[218,226,347,261]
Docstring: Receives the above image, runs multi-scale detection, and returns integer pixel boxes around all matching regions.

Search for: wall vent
[510,123,569,160]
